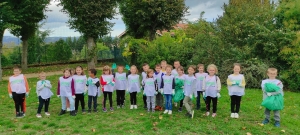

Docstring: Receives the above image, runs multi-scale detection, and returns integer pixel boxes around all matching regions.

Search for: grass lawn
[0,72,299,135]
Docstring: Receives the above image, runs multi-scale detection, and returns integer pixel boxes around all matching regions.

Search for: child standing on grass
[73,66,87,113]
[161,65,175,115]
[195,64,208,110]
[142,69,158,113]
[183,65,197,118]
[171,60,180,77]
[57,68,76,116]
[8,66,30,118]
[227,63,246,118]
[87,69,100,113]
[127,65,141,109]
[141,63,150,109]
[112,65,130,109]
[261,68,284,127]
[154,64,164,111]
[36,72,53,118]
[155,60,167,110]
[174,66,185,112]
[203,64,221,117]
[100,65,115,112]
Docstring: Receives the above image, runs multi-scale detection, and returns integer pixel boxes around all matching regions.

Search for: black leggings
[116,90,125,106]
[12,92,25,113]
[103,92,113,108]
[37,96,50,114]
[130,92,137,105]
[75,93,85,111]
[231,95,242,113]
[179,99,183,108]
[206,96,218,113]
[143,95,147,106]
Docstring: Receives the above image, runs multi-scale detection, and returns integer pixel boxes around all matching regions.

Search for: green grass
[0,73,299,134]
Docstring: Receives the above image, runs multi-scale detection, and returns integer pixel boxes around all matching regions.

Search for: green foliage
[275,0,300,31]
[119,0,188,40]
[1,55,10,67]
[46,39,72,62]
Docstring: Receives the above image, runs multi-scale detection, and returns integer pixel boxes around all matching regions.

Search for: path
[2,67,103,81]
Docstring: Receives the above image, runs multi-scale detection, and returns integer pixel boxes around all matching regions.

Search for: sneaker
[234,113,239,118]
[82,109,86,113]
[45,112,50,116]
[212,113,216,117]
[178,108,182,112]
[191,110,194,118]
[274,121,280,127]
[185,112,190,117]
[163,110,169,114]
[88,109,91,113]
[262,118,269,125]
[59,110,66,116]
[130,105,133,110]
[16,112,21,118]
[102,108,107,112]
[94,109,98,113]
[152,110,155,113]
[67,108,70,112]
[188,113,192,118]
[110,107,114,111]
[117,105,120,109]
[134,105,137,109]
[230,113,235,118]
[36,114,42,118]
[174,103,177,107]
[19,112,25,117]
[206,112,210,116]
[70,110,76,116]
[168,110,172,115]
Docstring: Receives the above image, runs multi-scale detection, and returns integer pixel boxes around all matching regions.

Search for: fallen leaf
[140,113,144,116]
[92,128,96,132]
[246,132,252,135]
[153,127,158,131]
[258,123,264,126]
[110,112,114,114]
[281,130,285,133]
[242,127,246,130]
[259,106,262,109]
[159,115,163,120]
[153,122,158,126]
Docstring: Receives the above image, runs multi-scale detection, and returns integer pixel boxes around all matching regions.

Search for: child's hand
[72,95,76,99]
[126,89,130,94]
[9,94,12,98]
[217,93,221,98]
[159,88,163,94]
[143,91,146,96]
[26,92,29,97]
[155,91,158,95]
[267,93,272,96]
[172,89,175,95]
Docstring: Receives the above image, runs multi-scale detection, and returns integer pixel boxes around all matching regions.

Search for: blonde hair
[130,65,138,74]
[103,65,112,75]
[161,60,167,64]
[39,72,46,77]
[233,63,241,68]
[207,64,218,74]
[146,69,154,78]
[166,65,173,70]
[75,66,85,75]
[267,68,277,73]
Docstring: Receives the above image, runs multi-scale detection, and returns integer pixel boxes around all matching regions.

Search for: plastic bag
[261,94,284,110]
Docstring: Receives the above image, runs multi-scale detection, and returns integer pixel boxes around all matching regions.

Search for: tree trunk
[0,29,4,81]
[22,39,28,69]
[87,37,96,69]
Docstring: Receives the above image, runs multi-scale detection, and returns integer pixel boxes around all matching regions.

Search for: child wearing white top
[195,64,208,110]
[183,65,197,118]
[112,65,130,108]
[161,65,175,115]
[100,65,115,112]
[127,65,141,109]
[73,66,87,113]
[142,69,158,112]
[87,69,100,113]
[36,72,53,118]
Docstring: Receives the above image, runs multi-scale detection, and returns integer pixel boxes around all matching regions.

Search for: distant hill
[3,36,79,46]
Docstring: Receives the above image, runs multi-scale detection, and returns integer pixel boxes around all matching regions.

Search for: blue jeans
[61,96,75,111]
[164,94,172,110]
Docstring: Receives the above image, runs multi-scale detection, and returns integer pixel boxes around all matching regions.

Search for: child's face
[13,69,21,76]
[166,67,172,75]
[117,67,124,73]
[64,70,71,77]
[39,74,46,80]
[76,67,83,75]
[143,65,149,72]
[88,71,95,77]
[161,62,167,69]
[198,66,204,73]
[233,66,240,74]
[155,66,161,72]
[267,71,277,79]
[130,67,137,74]
[188,67,195,75]
[148,72,154,78]
[104,70,110,75]
[177,69,184,75]
[174,62,180,68]
[208,67,216,75]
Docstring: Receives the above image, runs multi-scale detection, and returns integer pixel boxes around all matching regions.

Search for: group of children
[7,61,284,127]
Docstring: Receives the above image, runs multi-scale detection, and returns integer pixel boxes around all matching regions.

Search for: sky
[4,0,229,37]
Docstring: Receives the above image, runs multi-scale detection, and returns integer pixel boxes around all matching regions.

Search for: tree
[275,0,300,31]
[119,0,188,40]
[59,0,118,69]
[9,0,50,69]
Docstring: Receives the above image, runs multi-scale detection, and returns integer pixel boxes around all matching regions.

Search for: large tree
[119,0,188,40]
[59,0,118,69]
[10,0,50,69]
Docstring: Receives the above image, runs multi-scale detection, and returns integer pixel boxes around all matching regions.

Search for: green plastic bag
[173,78,184,102]
[261,83,284,110]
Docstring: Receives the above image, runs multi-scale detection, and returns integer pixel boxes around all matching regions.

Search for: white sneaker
[134,105,137,109]
[130,105,133,109]
[174,103,178,107]
[45,112,50,116]
[67,108,70,112]
[206,112,210,116]
[168,110,172,115]
[36,114,42,118]
[163,110,169,114]
[234,113,239,118]
[230,113,235,118]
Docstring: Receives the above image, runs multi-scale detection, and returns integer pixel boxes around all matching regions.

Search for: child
[161,60,167,74]
[112,65,129,108]
[127,65,141,109]
[142,69,158,112]
[36,72,53,118]
[8,66,29,118]
[203,64,221,117]
[100,65,115,112]
[171,60,180,77]
[261,68,284,127]
[141,63,150,109]
[227,63,246,118]
[73,66,87,113]
[86,69,100,113]
[160,65,175,115]
[57,68,76,116]
[183,65,197,118]
[195,64,208,110]
[154,64,164,111]
[174,66,185,112]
